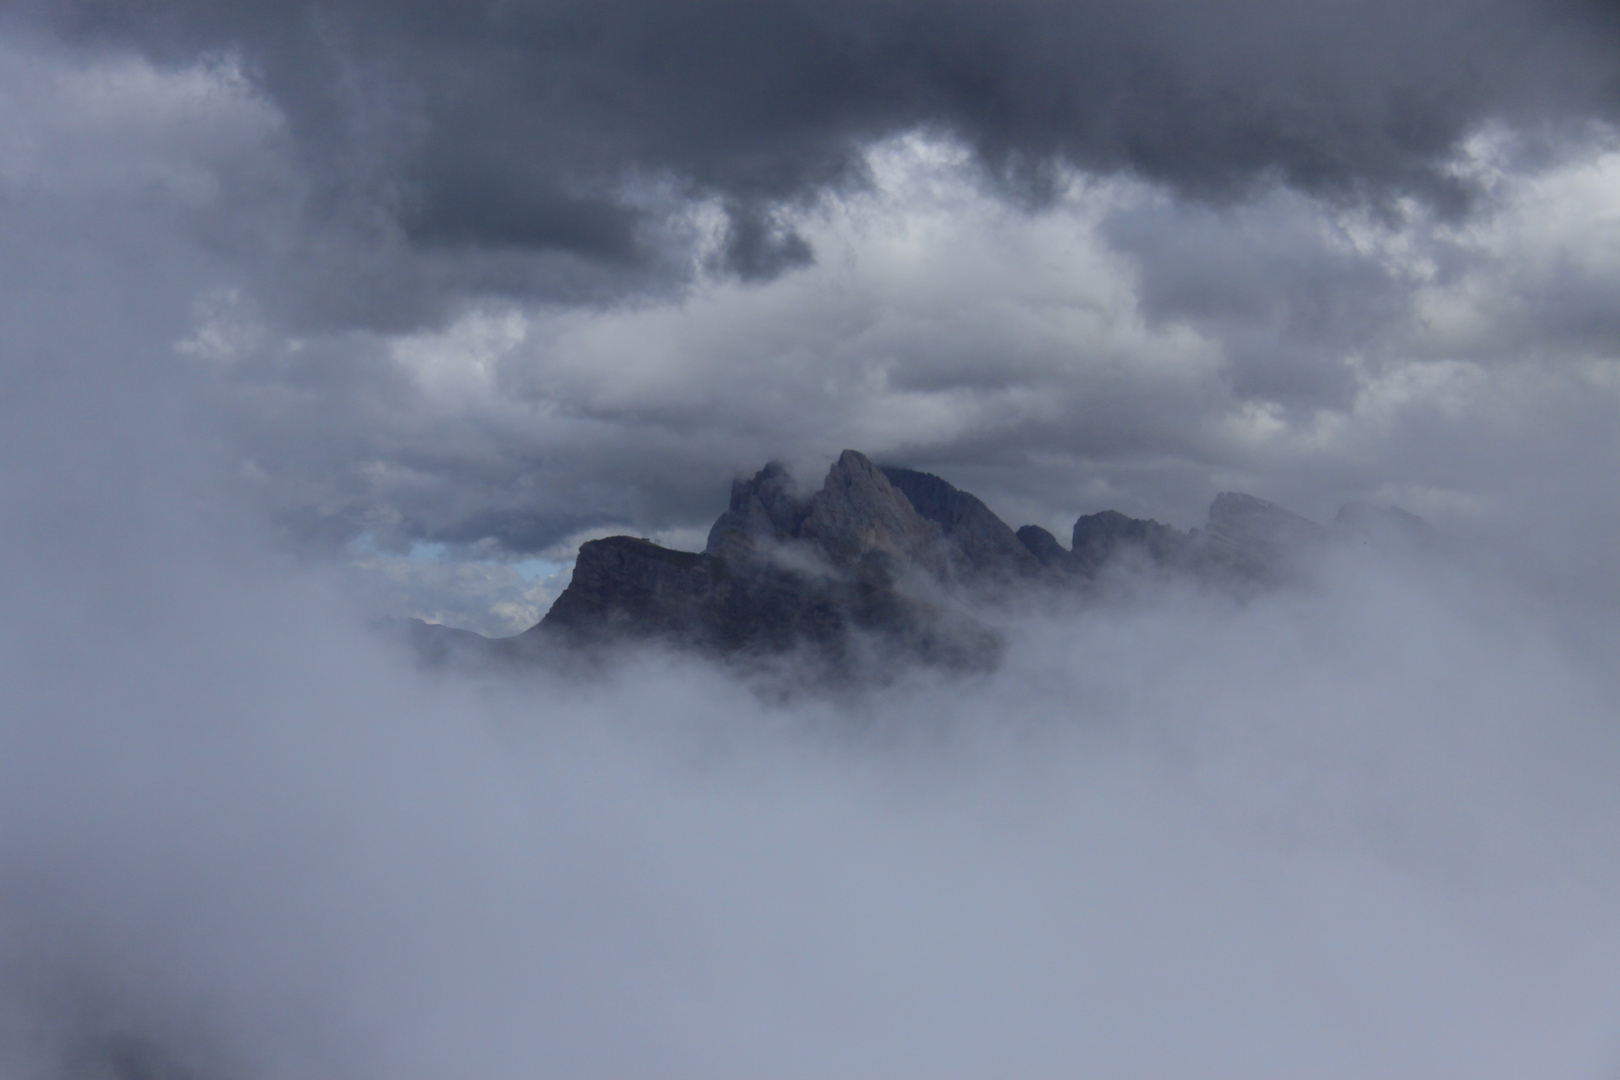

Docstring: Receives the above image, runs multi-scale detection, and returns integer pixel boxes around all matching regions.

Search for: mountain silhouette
[394,450,1431,679]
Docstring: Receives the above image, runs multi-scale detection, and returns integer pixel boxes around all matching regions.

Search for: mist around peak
[4,481,1620,1078]
[3,356,1618,1077]
[3,16,1620,1077]
[416,451,1469,697]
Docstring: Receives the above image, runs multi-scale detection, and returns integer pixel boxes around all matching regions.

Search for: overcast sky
[4,0,1618,630]
[7,5,1620,1076]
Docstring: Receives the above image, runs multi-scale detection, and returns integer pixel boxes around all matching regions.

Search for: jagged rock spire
[881,466,1042,580]
[1070,509,1189,575]
[514,450,1436,680]
[799,451,953,577]
[704,460,810,558]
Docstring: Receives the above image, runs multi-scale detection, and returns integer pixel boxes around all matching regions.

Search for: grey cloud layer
[36,0,1620,314]
[201,140,1620,584]
[5,9,1618,627]
[7,456,1620,1076]
[4,11,1620,1070]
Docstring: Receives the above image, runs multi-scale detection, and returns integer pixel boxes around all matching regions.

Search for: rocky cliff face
[1015,494,1335,586]
[540,537,721,646]
[1197,491,1327,580]
[799,451,954,577]
[1069,510,1190,576]
[704,460,810,559]
[506,451,1429,676]
[881,466,1042,583]
[531,451,1002,676]
[1015,524,1072,572]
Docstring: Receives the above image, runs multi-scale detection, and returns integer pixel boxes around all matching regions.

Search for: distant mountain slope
[531,451,999,677]
[389,451,1432,678]
[879,465,1043,584]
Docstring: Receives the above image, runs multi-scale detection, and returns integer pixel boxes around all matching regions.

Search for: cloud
[5,474,1620,1077]
[340,548,569,637]
[21,0,1620,320]
[172,131,1617,605]
[711,200,816,283]
[7,31,1614,632]
[3,14,1620,1075]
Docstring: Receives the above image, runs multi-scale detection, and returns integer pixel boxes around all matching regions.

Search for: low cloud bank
[3,27,1620,1079]
[3,494,1618,1078]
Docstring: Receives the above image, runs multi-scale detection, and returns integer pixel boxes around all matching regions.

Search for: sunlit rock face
[469,451,1431,676]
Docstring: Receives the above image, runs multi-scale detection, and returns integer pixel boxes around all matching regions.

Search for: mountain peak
[800,451,952,577]
[704,459,811,559]
[880,465,1042,581]
[485,454,1437,679]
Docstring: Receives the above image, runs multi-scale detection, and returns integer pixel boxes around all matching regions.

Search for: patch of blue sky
[348,533,568,580]
[512,558,566,581]
[407,540,448,562]
[345,532,383,557]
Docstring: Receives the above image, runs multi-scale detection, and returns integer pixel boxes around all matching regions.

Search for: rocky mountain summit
[532,451,1003,673]
[498,450,1429,676]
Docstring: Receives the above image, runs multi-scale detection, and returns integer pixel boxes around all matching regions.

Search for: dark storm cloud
[7,2,1619,623]
[36,0,1620,311]
[6,20,1620,1070]
[712,200,816,283]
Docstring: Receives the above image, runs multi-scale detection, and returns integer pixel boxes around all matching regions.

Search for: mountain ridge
[394,450,1433,679]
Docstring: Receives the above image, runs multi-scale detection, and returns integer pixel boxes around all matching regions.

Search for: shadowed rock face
[538,534,893,655]
[540,533,992,669]
[881,466,1042,582]
[1053,495,1331,585]
[540,537,721,645]
[533,452,1003,676]
[704,460,810,559]
[1194,492,1328,582]
[425,451,1433,679]
[800,451,953,577]
[1015,524,1072,571]
[1070,510,1191,576]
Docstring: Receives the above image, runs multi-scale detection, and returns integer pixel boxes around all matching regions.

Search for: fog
[5,15,1620,1079]
[5,423,1620,1078]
